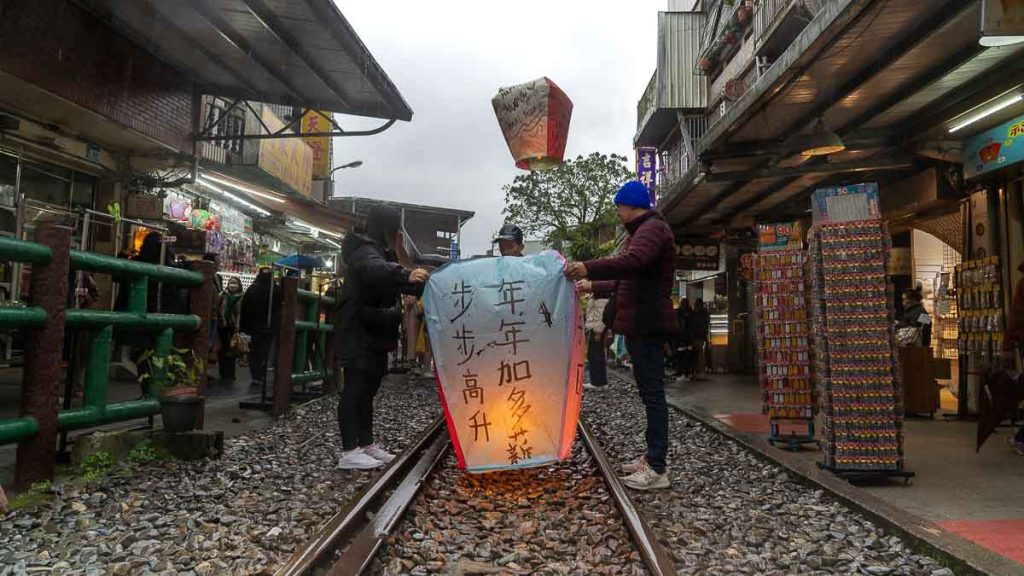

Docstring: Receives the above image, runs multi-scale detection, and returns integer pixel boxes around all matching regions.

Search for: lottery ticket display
[423,252,585,473]
[809,221,905,472]
[754,249,814,421]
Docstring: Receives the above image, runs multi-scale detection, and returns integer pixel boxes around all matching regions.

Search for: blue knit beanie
[614,181,651,209]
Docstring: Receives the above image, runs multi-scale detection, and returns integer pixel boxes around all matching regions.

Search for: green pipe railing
[288,286,335,403]
[0,230,214,485]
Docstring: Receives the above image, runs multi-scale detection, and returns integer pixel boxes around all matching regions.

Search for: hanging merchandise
[809,219,911,479]
[754,228,816,450]
[955,257,1006,369]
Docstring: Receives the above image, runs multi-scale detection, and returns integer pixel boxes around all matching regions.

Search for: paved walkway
[663,373,1024,567]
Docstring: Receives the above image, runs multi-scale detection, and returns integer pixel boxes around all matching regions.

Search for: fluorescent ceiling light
[293,219,342,239]
[948,93,1024,133]
[980,36,1024,46]
[200,174,286,204]
[197,180,272,217]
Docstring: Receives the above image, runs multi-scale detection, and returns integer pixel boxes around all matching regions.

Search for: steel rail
[578,421,679,576]
[275,417,447,576]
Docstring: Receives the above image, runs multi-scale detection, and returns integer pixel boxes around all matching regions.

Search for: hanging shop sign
[492,77,573,171]
[964,112,1024,179]
[636,147,658,206]
[423,251,584,473]
[811,182,880,225]
[757,221,803,251]
[676,242,720,271]
[301,110,331,179]
[125,193,164,221]
[258,107,314,198]
[980,0,1024,47]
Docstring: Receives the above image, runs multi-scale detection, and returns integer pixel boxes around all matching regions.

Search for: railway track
[275,419,677,576]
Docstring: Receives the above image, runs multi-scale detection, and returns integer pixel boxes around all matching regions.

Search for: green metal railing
[0,226,213,485]
[291,288,335,389]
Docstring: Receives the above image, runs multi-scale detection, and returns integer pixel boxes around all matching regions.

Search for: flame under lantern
[423,252,585,473]
[492,77,573,171]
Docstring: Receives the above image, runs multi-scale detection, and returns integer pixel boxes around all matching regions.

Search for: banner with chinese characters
[423,251,585,473]
[964,112,1024,179]
[636,147,657,206]
[301,110,331,178]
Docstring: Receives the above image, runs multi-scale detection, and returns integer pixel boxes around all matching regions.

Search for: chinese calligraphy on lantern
[423,252,585,473]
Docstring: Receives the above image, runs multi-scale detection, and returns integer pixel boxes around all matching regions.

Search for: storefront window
[20,161,71,207]
[71,173,96,210]
[0,153,16,208]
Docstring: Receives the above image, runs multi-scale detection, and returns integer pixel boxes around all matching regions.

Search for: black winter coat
[333,233,421,363]
[240,274,281,335]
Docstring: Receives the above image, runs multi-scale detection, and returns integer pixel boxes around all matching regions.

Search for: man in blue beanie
[566,180,679,490]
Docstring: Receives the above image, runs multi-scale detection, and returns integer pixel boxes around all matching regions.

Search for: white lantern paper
[492,77,573,171]
[423,252,585,473]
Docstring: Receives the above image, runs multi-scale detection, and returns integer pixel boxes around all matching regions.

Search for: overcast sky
[331,0,667,257]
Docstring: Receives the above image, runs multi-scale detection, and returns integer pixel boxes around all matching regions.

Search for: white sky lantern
[424,252,585,473]
[492,77,573,171]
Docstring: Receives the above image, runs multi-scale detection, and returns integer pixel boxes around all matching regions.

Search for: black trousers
[249,331,274,384]
[339,364,385,451]
[218,325,237,381]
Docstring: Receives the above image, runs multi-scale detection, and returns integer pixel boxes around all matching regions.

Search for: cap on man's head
[493,223,524,244]
[614,180,652,209]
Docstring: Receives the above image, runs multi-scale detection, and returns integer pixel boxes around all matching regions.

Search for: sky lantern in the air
[492,77,573,171]
[423,252,585,473]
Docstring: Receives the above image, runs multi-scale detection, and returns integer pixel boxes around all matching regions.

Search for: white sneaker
[338,449,384,470]
[619,454,647,475]
[676,374,690,383]
[362,444,396,463]
[583,382,607,390]
[622,462,670,491]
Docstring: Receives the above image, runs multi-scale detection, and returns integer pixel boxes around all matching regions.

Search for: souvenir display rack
[955,256,1006,369]
[809,220,912,481]
[754,248,817,450]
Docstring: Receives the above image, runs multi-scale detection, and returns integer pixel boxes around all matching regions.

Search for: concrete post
[273,277,299,417]
[188,260,215,429]
[16,225,70,487]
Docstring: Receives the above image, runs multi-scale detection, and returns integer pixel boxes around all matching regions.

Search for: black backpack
[601,285,617,329]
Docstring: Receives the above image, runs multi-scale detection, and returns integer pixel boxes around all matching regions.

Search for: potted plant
[722,30,739,46]
[698,56,717,73]
[138,348,205,433]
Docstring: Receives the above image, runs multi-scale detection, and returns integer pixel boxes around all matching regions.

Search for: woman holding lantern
[333,206,431,470]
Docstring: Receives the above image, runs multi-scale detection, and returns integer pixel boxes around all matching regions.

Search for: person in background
[675,297,694,382]
[334,206,430,470]
[567,180,679,491]
[217,276,244,383]
[492,223,525,257]
[691,299,711,381]
[899,287,932,347]
[583,294,610,390]
[240,268,280,388]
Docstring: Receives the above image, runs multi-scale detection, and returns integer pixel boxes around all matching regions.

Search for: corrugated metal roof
[659,11,709,110]
[76,0,412,121]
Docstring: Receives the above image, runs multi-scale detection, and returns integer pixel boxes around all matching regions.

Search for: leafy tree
[501,152,634,261]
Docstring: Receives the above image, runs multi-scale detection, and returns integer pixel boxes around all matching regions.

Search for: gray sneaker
[622,462,670,491]
[619,454,647,475]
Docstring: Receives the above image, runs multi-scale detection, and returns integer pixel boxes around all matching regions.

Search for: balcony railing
[637,71,658,133]
[658,115,711,192]
[754,0,791,43]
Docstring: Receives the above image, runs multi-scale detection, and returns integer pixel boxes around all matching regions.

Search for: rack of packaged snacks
[956,257,1006,370]
[809,220,912,481]
[754,247,817,450]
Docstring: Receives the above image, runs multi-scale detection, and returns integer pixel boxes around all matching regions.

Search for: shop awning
[76,0,412,121]
[661,0,1024,235]
[200,171,358,237]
